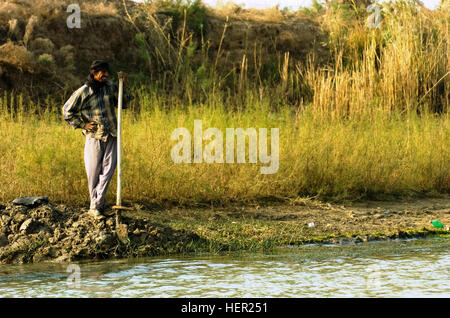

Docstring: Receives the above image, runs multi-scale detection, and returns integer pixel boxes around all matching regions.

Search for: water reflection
[0,238,448,297]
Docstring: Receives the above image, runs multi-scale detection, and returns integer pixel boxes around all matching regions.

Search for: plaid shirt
[63,81,133,141]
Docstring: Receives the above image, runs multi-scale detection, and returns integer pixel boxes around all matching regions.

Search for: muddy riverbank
[0,201,200,264]
[0,196,449,264]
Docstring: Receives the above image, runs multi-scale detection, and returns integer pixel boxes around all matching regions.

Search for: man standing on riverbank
[63,60,132,219]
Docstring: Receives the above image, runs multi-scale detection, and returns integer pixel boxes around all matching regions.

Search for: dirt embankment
[0,200,199,264]
[204,3,329,70]
[0,0,140,97]
[233,197,450,242]
[0,196,448,264]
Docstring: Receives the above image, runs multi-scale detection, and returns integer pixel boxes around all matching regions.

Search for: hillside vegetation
[0,0,328,104]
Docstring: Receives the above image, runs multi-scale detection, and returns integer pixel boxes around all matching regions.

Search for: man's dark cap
[90,60,110,72]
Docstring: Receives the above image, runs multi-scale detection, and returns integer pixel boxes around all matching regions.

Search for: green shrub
[158,0,207,39]
[38,53,54,67]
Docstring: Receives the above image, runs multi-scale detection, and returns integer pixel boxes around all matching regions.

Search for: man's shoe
[88,208,105,220]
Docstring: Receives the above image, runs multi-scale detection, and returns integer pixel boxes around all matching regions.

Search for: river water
[0,237,448,297]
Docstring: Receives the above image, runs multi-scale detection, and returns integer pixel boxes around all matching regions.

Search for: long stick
[116,75,123,207]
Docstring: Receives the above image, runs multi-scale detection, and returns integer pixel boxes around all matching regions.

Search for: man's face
[91,69,109,82]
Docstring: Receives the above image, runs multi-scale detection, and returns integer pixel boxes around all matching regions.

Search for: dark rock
[0,234,8,247]
[12,196,49,208]
[19,219,51,236]
[19,218,34,234]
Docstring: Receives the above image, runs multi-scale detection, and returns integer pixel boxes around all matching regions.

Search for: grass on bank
[0,94,448,206]
[120,206,449,254]
[0,1,449,206]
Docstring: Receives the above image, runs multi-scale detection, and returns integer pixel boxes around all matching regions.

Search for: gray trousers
[84,135,117,210]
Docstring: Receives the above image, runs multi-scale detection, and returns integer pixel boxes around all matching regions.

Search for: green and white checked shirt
[63,81,133,141]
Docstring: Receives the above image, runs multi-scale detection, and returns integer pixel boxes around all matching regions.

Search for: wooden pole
[116,75,123,207]
[113,72,132,211]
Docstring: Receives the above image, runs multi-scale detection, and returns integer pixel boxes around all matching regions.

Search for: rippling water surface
[0,238,448,297]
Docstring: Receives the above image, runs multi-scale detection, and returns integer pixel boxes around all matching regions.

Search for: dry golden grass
[0,90,448,206]
[80,1,118,16]
[0,1,448,206]
[0,41,35,73]
[299,0,449,115]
